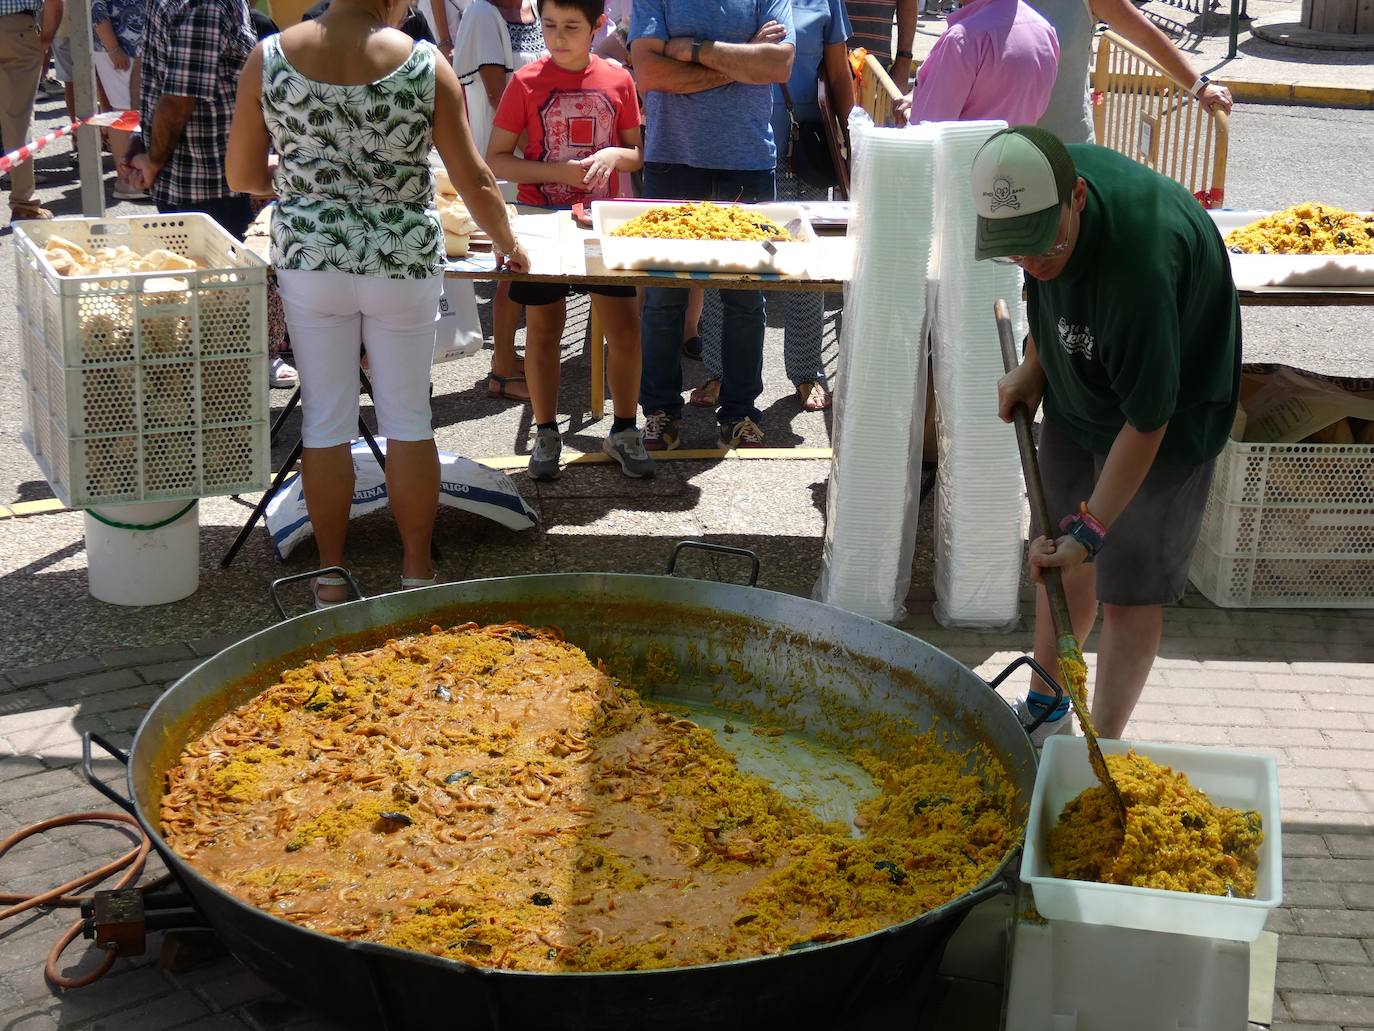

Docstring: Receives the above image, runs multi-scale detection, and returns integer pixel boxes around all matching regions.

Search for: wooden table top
[245,204,1374,304]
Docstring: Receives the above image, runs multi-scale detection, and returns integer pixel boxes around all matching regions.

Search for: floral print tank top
[263,35,442,280]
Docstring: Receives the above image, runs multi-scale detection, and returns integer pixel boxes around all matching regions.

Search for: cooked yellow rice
[1048,750,1263,897]
[1225,202,1374,255]
[610,202,791,242]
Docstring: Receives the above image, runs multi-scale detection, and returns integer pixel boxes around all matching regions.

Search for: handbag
[781,83,841,192]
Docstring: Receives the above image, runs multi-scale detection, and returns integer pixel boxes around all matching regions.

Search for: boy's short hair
[538,0,605,27]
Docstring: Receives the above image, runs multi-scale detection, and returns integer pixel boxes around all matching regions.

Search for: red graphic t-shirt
[492,55,640,208]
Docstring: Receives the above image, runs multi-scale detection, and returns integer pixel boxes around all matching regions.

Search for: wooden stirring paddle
[994,299,1129,828]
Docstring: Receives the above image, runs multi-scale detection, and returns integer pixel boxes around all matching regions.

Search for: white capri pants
[276,269,443,448]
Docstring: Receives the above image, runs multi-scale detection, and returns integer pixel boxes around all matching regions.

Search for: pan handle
[82,732,137,816]
[984,655,1065,734]
[269,566,364,621]
[666,540,761,587]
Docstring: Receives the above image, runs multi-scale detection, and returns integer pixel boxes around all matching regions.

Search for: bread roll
[444,230,471,258]
[434,168,459,198]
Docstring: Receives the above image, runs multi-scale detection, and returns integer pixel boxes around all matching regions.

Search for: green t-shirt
[1027,145,1241,466]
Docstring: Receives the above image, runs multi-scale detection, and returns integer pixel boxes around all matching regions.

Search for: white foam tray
[1210,209,1374,289]
[591,200,819,275]
[1022,737,1282,942]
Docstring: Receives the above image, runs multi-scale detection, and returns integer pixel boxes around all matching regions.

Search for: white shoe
[270,356,299,388]
[1014,697,1075,748]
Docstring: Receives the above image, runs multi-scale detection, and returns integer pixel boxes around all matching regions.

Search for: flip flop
[486,372,530,403]
[689,378,721,408]
[400,575,438,590]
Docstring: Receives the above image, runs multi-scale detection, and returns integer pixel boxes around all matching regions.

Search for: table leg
[588,305,605,419]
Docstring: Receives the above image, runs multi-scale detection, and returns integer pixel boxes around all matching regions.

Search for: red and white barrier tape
[0,110,140,176]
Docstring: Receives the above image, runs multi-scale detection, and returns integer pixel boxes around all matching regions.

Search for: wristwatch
[691,36,705,64]
[1187,74,1211,98]
[894,49,913,58]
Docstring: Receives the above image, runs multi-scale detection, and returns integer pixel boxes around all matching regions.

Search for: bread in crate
[11,215,270,507]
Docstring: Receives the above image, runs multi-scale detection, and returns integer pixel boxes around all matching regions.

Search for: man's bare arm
[146,95,197,166]
[664,35,793,85]
[630,38,731,94]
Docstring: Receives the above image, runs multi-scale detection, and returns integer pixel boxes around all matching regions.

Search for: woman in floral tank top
[227,0,530,607]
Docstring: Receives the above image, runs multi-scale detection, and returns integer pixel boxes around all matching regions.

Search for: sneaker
[528,426,562,481]
[1014,697,1075,748]
[269,356,299,389]
[718,416,765,449]
[642,410,681,452]
[40,77,65,96]
[112,184,150,201]
[602,427,655,478]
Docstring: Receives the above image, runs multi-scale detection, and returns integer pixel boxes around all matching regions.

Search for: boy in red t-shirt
[488,0,648,481]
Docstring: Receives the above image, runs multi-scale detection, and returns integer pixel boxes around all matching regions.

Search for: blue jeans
[639,162,775,423]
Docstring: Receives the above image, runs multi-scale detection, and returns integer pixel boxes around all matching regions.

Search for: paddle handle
[994,299,1076,649]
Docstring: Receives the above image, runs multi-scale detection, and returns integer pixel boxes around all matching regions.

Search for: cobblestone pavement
[1,581,1371,1030]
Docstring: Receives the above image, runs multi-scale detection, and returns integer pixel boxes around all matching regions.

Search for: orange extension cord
[0,811,163,988]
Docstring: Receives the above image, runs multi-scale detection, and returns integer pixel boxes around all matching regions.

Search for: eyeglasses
[990,205,1076,266]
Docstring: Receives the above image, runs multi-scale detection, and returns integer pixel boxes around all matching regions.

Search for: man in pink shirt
[897,0,1058,124]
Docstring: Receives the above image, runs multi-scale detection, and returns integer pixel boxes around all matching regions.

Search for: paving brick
[1233,727,1328,748]
[1286,858,1374,885]
[1283,768,1357,790]
[64,685,164,721]
[1305,789,1374,813]
[73,987,213,1028]
[1202,659,1293,673]
[1269,1024,1339,1031]
[23,963,171,1020]
[7,656,105,689]
[1126,722,1233,745]
[0,766,85,805]
[99,643,195,671]
[1293,663,1374,679]
[1294,910,1374,938]
[1324,731,1374,750]
[1307,694,1374,715]
[1213,688,1310,711]
[1321,963,1374,995]
[1183,706,1270,727]
[1269,908,1301,934]
[1288,882,1349,908]
[1279,936,1374,964]
[1289,833,1337,858]
[190,634,243,658]
[0,704,81,737]
[98,706,156,735]
[240,997,318,1031]
[1367,939,1374,964]
[1278,960,1327,991]
[3,722,84,762]
[1328,836,1374,860]
[0,687,59,716]
[192,969,278,1012]
[1301,810,1374,830]
[134,657,202,684]
[1282,991,1374,1024]
[1286,710,1374,731]
[1293,750,1374,771]
[39,670,145,708]
[1352,886,1374,911]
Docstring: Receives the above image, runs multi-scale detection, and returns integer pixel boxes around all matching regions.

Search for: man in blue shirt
[630,0,795,451]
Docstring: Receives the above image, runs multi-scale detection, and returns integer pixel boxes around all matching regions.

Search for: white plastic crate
[1021,737,1282,943]
[11,214,270,508]
[1189,438,1374,608]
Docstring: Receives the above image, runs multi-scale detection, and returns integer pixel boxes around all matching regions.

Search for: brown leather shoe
[9,203,54,223]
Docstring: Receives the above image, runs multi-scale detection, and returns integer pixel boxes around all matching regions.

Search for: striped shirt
[844,0,895,57]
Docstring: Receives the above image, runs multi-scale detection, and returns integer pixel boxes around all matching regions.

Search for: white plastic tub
[1021,737,1282,942]
[591,200,819,275]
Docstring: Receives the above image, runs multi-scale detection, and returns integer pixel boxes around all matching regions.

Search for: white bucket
[84,500,200,606]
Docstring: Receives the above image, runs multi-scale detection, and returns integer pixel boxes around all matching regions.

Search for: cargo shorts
[1038,419,1216,606]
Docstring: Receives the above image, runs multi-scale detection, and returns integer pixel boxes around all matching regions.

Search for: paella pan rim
[124,570,1032,981]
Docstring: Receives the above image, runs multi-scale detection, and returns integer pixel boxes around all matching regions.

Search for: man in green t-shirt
[970,126,1241,743]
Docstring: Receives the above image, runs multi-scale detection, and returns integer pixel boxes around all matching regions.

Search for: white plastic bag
[265,438,537,560]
